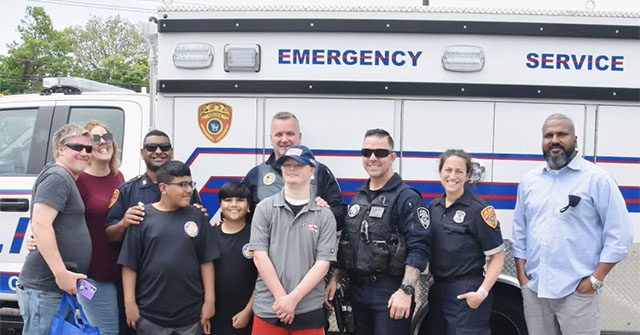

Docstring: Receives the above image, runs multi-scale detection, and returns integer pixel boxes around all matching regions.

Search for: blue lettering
[572,54,586,70]
[526,53,539,68]
[292,49,310,64]
[611,56,624,71]
[343,50,357,65]
[587,55,594,70]
[375,50,389,66]
[595,55,609,70]
[408,51,423,66]
[392,51,405,66]
[541,53,554,69]
[327,49,341,65]
[556,54,570,69]
[312,49,324,65]
[360,50,372,65]
[278,49,291,64]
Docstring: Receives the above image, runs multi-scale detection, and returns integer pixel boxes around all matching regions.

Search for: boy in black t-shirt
[211,181,257,335]
[118,161,219,335]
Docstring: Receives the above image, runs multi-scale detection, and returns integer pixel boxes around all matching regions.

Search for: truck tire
[490,285,528,335]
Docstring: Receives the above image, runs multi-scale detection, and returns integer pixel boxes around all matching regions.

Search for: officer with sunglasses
[105,129,202,334]
[334,128,431,335]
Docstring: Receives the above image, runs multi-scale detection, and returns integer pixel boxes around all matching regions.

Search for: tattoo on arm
[402,265,420,287]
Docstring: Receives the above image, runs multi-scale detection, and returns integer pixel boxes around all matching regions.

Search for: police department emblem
[242,243,253,259]
[263,172,276,186]
[184,221,199,237]
[108,189,119,208]
[348,204,360,218]
[481,206,498,228]
[197,102,232,143]
[453,210,466,224]
[417,207,430,229]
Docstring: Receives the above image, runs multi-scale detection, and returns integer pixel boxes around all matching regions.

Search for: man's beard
[544,145,577,169]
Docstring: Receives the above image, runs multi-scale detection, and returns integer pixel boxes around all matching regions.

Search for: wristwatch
[400,284,415,295]
[589,275,604,290]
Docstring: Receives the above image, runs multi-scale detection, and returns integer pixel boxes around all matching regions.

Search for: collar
[434,186,474,208]
[139,173,155,188]
[273,189,319,211]
[358,172,403,192]
[266,152,278,168]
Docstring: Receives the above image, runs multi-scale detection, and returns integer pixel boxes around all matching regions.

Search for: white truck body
[1,5,638,334]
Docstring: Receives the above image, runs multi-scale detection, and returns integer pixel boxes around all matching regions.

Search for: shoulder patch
[481,206,498,229]
[108,189,120,208]
[417,207,430,229]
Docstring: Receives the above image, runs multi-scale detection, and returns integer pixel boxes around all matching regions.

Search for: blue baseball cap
[276,145,317,168]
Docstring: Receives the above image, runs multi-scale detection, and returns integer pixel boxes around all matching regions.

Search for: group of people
[16,111,632,335]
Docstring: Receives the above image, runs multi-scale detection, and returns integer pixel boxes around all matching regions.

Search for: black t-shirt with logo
[118,205,220,327]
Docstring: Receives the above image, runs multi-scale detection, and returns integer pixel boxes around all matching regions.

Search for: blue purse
[49,292,100,335]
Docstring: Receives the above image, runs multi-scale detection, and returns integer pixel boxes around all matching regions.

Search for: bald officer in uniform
[240,111,346,227]
[335,128,431,335]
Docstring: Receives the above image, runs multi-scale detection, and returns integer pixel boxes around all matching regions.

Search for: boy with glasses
[118,160,219,335]
[105,129,203,334]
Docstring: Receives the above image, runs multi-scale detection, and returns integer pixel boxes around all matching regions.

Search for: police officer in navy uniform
[105,129,202,335]
[334,128,431,335]
[425,149,505,335]
[240,111,346,227]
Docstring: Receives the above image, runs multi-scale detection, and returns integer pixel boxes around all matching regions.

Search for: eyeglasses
[91,133,113,145]
[64,143,93,153]
[165,181,196,190]
[361,148,392,158]
[143,143,172,152]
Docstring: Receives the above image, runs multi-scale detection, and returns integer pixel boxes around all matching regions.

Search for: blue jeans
[16,285,65,335]
[77,278,119,335]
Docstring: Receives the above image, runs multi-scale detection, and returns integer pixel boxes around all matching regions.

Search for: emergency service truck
[1,5,638,334]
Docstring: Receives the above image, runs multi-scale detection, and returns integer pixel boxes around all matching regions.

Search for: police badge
[263,172,276,186]
[453,210,466,224]
[348,204,360,218]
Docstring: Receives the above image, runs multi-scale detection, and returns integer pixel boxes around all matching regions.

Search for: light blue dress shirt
[511,155,632,299]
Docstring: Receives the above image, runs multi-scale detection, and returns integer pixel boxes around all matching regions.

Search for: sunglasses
[143,143,172,152]
[361,148,392,158]
[91,133,113,144]
[64,143,93,153]
[166,181,196,190]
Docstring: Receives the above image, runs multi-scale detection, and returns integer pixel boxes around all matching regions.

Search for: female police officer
[426,149,505,335]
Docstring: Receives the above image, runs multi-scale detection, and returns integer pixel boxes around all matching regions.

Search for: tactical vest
[338,183,409,276]
[256,162,319,203]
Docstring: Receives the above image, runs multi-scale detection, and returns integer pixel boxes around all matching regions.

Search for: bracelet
[477,287,489,298]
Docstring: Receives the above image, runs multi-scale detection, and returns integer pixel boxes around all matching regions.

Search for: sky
[1,0,639,55]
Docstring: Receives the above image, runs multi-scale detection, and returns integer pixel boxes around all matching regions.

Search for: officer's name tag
[369,206,385,218]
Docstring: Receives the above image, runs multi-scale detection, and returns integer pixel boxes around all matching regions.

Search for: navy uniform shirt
[359,173,431,272]
[428,187,504,278]
[106,173,201,228]
[242,152,346,228]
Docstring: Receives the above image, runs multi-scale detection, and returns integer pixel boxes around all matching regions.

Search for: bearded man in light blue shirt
[512,113,632,335]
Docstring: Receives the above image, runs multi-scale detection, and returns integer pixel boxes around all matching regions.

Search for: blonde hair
[52,124,89,159]
[85,120,120,175]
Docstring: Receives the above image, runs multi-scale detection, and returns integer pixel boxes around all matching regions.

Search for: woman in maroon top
[75,120,124,335]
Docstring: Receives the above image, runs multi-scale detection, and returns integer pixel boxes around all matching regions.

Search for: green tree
[70,16,149,90]
[0,6,74,94]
